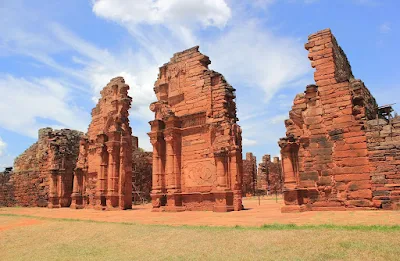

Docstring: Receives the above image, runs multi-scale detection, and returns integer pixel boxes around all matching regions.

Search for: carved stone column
[165,134,176,191]
[214,150,228,190]
[106,141,120,208]
[95,145,107,209]
[150,137,161,192]
[149,130,166,210]
[118,138,126,209]
[48,170,60,208]
[71,169,84,209]
[229,149,243,211]
[164,132,183,211]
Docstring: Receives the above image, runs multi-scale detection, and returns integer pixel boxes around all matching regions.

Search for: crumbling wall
[0,128,82,207]
[279,29,380,211]
[71,77,133,210]
[242,152,257,196]
[0,170,14,206]
[257,155,283,194]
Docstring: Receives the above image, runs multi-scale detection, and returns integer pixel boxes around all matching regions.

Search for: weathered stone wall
[0,128,82,207]
[257,155,283,194]
[242,152,257,196]
[148,46,243,212]
[71,77,133,210]
[0,170,14,206]
[366,117,400,210]
[279,29,382,212]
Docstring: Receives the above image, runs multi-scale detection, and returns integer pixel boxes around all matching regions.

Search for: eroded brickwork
[279,29,383,212]
[0,128,82,207]
[0,168,13,206]
[257,155,283,194]
[71,77,133,210]
[242,152,257,196]
[148,46,243,212]
[366,117,400,210]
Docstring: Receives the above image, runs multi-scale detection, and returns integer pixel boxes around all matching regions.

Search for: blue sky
[0,0,399,169]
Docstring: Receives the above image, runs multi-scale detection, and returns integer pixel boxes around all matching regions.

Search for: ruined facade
[71,77,133,210]
[148,46,243,212]
[279,29,400,211]
[257,155,283,194]
[242,152,257,196]
[0,128,82,207]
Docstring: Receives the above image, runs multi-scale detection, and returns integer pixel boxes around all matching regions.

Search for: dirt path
[0,219,42,231]
[1,198,399,227]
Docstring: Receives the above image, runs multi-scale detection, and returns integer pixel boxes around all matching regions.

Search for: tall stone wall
[148,46,243,212]
[242,152,257,196]
[0,128,82,207]
[257,155,283,194]
[71,77,133,210]
[279,29,384,212]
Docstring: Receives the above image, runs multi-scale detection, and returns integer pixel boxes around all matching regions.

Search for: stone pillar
[150,133,164,210]
[106,142,120,208]
[164,132,183,211]
[230,149,242,211]
[281,145,299,188]
[151,138,161,192]
[165,135,176,191]
[96,146,107,209]
[215,151,228,190]
[48,171,60,208]
[70,169,83,209]
[118,139,126,209]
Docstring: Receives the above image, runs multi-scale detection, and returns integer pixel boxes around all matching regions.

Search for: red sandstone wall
[366,117,400,210]
[72,77,133,210]
[0,128,82,207]
[0,171,14,206]
[257,155,283,194]
[242,152,257,196]
[279,29,380,211]
[149,46,243,212]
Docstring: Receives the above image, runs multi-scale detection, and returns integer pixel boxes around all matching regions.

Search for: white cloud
[0,0,313,160]
[206,20,310,103]
[379,22,391,34]
[92,0,231,29]
[0,137,6,157]
[0,75,90,137]
[243,138,257,146]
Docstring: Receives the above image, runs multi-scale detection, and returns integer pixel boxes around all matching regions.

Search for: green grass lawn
[1,214,400,261]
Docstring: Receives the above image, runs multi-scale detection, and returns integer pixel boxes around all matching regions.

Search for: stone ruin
[242,152,257,196]
[71,77,133,210]
[279,28,400,212]
[257,155,283,194]
[148,46,243,212]
[0,128,82,207]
